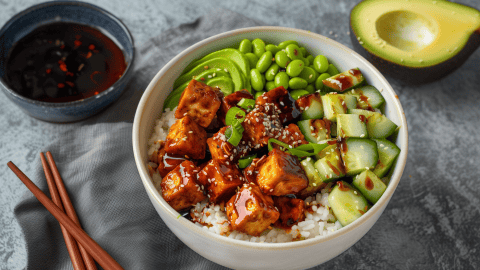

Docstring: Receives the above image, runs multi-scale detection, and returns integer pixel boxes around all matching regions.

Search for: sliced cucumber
[344,85,385,109]
[372,138,401,178]
[298,119,332,143]
[337,114,368,139]
[296,93,324,120]
[328,181,369,226]
[352,170,387,204]
[348,109,398,139]
[314,144,345,182]
[339,138,378,176]
[322,93,357,122]
[323,68,365,92]
[300,157,326,197]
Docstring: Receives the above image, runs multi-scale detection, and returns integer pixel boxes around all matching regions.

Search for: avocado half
[350,0,480,84]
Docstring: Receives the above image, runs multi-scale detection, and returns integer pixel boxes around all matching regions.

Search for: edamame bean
[256,51,273,73]
[326,64,339,76]
[265,81,276,91]
[298,66,317,84]
[245,53,259,69]
[285,44,303,60]
[278,40,298,49]
[265,63,279,81]
[274,72,289,89]
[286,59,305,77]
[265,44,280,55]
[251,68,265,91]
[306,55,314,66]
[305,84,315,94]
[289,77,308,90]
[290,89,309,100]
[275,50,290,68]
[252,38,266,58]
[299,47,307,58]
[255,91,266,99]
[239,39,252,54]
[313,55,329,73]
[303,56,310,66]
[315,72,331,90]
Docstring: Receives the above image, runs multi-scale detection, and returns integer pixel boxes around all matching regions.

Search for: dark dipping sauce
[5,22,127,103]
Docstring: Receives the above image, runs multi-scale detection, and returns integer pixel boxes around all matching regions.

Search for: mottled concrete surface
[1,0,480,269]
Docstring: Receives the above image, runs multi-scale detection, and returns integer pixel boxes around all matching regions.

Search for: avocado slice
[350,0,480,84]
[182,48,250,77]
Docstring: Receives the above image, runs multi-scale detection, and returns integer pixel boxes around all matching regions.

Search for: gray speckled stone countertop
[1,0,480,269]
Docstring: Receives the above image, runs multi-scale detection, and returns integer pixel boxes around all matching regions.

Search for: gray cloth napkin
[14,9,262,270]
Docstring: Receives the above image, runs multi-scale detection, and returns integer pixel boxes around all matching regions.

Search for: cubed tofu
[243,155,268,184]
[207,126,249,164]
[175,79,222,128]
[255,86,301,124]
[218,90,254,125]
[273,123,308,150]
[256,149,308,196]
[161,160,206,211]
[242,107,283,149]
[226,183,280,236]
[164,116,207,160]
[273,196,305,229]
[156,147,186,177]
[197,159,245,203]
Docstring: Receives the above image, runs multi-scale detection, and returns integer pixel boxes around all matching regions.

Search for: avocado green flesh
[351,0,480,67]
[182,48,250,77]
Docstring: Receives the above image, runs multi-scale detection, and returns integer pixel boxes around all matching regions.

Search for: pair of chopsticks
[7,152,123,270]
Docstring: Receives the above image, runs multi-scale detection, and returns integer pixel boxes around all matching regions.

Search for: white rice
[147,107,342,243]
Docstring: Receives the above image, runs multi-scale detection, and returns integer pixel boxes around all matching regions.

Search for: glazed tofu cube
[164,116,207,160]
[226,183,280,236]
[243,155,268,184]
[197,159,245,203]
[256,149,308,196]
[273,123,308,150]
[207,126,249,164]
[161,160,206,211]
[242,108,283,149]
[273,196,305,229]
[175,79,222,128]
[255,86,301,124]
[156,147,186,177]
[218,90,254,125]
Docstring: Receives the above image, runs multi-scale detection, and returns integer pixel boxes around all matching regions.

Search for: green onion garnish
[237,98,255,112]
[225,107,246,126]
[225,126,243,146]
[238,154,257,169]
[268,138,327,158]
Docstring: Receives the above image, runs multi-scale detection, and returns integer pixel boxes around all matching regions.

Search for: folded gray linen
[14,9,261,270]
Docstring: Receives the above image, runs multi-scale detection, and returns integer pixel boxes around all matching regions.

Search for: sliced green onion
[238,154,257,169]
[267,138,326,158]
[237,98,255,112]
[226,107,246,126]
[225,126,242,146]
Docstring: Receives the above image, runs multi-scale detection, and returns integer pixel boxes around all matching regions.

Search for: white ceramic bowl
[132,26,408,270]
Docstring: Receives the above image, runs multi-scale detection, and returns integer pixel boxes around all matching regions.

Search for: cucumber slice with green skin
[314,144,346,182]
[337,114,368,138]
[348,109,398,139]
[295,93,324,120]
[339,138,378,176]
[298,119,332,143]
[330,122,338,137]
[322,68,365,93]
[344,85,385,110]
[182,48,250,77]
[352,170,387,204]
[328,181,370,226]
[322,93,357,122]
[300,157,326,197]
[372,138,401,178]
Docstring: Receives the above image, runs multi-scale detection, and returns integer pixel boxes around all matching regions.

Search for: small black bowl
[0,1,135,123]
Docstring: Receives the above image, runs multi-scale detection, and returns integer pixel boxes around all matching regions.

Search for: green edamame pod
[275,50,290,68]
[265,63,280,81]
[289,77,308,90]
[315,73,331,90]
[326,64,340,76]
[255,91,266,99]
[252,38,266,58]
[251,68,265,91]
[266,81,276,91]
[305,84,315,94]
[265,44,280,55]
[299,47,307,58]
[313,55,329,73]
[239,39,252,54]
[274,72,289,89]
[285,44,303,60]
[256,51,273,73]
[245,53,259,69]
[290,89,309,100]
[299,66,317,84]
[278,40,298,49]
[286,59,305,77]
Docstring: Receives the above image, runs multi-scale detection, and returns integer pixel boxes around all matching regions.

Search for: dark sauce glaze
[5,22,126,103]
[233,188,255,226]
[337,181,350,192]
[365,176,374,190]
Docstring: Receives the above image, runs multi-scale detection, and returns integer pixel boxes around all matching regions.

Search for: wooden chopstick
[40,153,86,270]
[7,161,124,270]
[44,152,98,270]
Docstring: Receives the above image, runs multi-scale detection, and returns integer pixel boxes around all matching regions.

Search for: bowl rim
[133,26,408,250]
[0,0,135,108]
